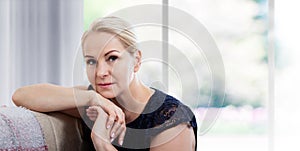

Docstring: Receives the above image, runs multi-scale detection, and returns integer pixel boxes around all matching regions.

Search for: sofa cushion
[0,107,90,151]
[0,107,47,150]
[34,111,85,151]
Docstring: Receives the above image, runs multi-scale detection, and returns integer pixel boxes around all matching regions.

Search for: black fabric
[81,119,96,151]
[82,86,197,151]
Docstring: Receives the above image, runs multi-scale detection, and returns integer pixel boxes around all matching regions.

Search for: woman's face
[83,31,139,99]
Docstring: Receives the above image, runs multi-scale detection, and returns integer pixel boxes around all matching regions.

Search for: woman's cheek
[86,68,95,85]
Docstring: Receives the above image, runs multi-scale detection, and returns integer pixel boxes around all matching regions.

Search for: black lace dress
[82,86,197,151]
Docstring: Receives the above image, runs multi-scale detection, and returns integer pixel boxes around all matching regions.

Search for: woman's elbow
[12,83,50,106]
[12,87,25,106]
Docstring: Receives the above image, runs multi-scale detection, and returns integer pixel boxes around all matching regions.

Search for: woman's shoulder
[144,89,197,134]
[148,88,194,116]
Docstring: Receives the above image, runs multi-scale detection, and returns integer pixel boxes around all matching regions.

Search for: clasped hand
[87,92,126,147]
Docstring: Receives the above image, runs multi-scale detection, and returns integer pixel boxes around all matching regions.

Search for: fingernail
[120,141,123,146]
[111,132,115,138]
[110,138,114,143]
[107,125,111,129]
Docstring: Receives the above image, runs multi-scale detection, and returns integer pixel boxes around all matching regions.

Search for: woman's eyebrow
[104,50,120,57]
[84,55,95,58]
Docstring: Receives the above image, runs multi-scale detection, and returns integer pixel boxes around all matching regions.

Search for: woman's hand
[89,106,118,151]
[89,91,125,126]
[87,102,126,146]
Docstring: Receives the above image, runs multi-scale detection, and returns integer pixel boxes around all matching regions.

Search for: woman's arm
[150,124,196,151]
[12,83,93,112]
[12,83,126,140]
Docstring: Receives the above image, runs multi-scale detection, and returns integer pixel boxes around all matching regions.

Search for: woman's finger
[113,109,125,144]
[86,111,98,116]
[87,113,98,121]
[106,112,116,129]
[86,106,99,121]
[113,123,126,146]
[86,109,98,116]
[118,125,126,146]
[117,110,125,124]
[110,121,121,141]
[86,106,98,113]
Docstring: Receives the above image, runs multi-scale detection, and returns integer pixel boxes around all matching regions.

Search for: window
[84,0,269,150]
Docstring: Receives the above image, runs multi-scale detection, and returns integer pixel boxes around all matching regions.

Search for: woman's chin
[97,90,117,99]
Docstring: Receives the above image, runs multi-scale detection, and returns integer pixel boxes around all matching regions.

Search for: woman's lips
[97,83,113,88]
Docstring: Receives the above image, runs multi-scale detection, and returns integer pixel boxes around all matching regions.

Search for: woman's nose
[96,62,110,78]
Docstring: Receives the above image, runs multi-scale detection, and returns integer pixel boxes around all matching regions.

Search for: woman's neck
[112,76,154,123]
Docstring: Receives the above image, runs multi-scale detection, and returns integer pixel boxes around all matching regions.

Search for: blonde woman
[13,16,197,151]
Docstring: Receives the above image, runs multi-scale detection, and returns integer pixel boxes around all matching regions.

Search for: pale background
[1,0,300,150]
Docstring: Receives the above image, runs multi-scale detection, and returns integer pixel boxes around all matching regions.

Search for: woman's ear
[134,50,142,72]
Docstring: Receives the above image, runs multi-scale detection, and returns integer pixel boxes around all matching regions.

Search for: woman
[13,16,197,151]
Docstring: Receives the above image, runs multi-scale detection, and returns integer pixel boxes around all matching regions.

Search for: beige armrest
[33,111,85,151]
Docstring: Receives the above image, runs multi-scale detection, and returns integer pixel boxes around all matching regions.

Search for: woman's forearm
[12,83,93,112]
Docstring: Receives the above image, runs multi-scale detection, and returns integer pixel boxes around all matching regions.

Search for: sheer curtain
[0,0,83,106]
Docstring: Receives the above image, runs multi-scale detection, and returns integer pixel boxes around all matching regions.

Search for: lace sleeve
[148,97,197,138]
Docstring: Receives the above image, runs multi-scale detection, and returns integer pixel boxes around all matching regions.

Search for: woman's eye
[86,59,97,65]
[107,56,118,62]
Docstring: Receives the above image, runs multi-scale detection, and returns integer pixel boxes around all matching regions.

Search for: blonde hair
[81,16,137,53]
